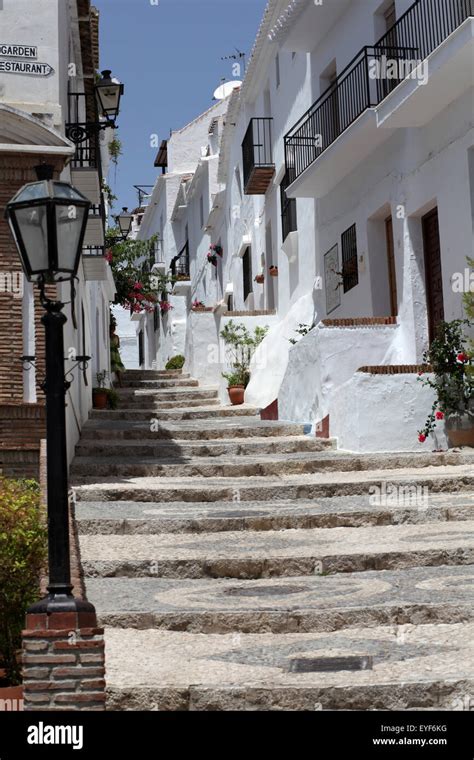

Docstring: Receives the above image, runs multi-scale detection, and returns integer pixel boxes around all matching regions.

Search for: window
[280,170,297,241]
[199,195,204,228]
[138,330,144,367]
[153,305,160,332]
[242,246,253,302]
[275,53,280,88]
[341,224,358,293]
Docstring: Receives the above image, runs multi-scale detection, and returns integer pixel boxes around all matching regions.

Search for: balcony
[171,240,191,294]
[66,91,102,205]
[285,0,474,198]
[242,118,275,194]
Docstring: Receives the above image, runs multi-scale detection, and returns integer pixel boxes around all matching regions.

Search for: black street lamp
[114,207,133,239]
[95,70,124,126]
[4,164,95,617]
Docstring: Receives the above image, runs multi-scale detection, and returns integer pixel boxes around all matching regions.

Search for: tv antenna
[221,48,246,73]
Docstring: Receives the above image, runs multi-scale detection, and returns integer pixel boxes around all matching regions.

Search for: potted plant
[418,319,474,447]
[222,370,246,405]
[207,251,218,267]
[255,273,264,285]
[159,300,173,315]
[192,299,206,310]
[105,387,119,410]
[220,320,269,405]
[269,265,278,277]
[92,371,108,409]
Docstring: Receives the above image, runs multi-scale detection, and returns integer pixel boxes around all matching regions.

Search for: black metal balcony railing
[285,0,474,183]
[170,240,190,278]
[242,118,275,194]
[66,91,101,170]
[83,246,106,257]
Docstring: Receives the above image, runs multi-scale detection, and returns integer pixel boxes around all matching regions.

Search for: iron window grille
[242,246,253,302]
[280,169,298,242]
[341,224,358,293]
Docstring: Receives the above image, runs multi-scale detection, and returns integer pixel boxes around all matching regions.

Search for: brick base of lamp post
[22,608,106,711]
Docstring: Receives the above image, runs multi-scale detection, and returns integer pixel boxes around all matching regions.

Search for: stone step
[123,370,187,379]
[104,622,474,710]
[75,493,474,535]
[111,397,221,411]
[70,450,474,479]
[84,564,474,633]
[72,465,474,503]
[79,519,474,579]
[80,419,313,441]
[74,435,330,460]
[120,379,199,389]
[89,405,259,422]
[116,388,219,402]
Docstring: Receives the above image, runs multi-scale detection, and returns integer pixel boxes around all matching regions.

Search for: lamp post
[114,207,133,239]
[5,165,95,616]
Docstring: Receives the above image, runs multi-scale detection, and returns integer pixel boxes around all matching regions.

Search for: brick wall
[0,155,63,477]
[0,155,61,406]
[22,625,106,711]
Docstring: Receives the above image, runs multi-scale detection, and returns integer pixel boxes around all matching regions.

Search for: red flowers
[159,301,173,314]
[435,411,444,420]
[456,352,470,364]
[418,433,427,443]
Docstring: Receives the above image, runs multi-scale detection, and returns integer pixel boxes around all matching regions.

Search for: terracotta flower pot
[93,390,108,409]
[228,385,245,405]
[446,413,474,447]
[255,274,264,284]
[269,267,278,277]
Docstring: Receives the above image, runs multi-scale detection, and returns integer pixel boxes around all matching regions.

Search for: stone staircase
[71,369,474,711]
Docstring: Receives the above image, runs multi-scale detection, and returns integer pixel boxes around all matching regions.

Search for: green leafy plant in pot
[93,371,109,410]
[418,319,474,447]
[220,321,268,405]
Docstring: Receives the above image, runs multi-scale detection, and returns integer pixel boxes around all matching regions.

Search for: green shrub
[165,355,185,370]
[0,479,47,685]
[105,388,119,409]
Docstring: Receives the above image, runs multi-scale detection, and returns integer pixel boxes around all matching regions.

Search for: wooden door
[385,216,398,316]
[422,208,445,343]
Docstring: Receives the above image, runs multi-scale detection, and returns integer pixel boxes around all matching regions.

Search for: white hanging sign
[0,44,38,58]
[0,43,54,76]
[0,60,54,76]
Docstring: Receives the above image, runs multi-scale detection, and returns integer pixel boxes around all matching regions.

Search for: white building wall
[0,0,117,464]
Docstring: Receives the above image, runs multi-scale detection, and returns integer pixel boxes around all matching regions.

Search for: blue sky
[95,0,267,214]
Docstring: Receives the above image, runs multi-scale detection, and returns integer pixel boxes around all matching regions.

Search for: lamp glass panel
[96,84,120,117]
[118,214,132,235]
[16,181,50,203]
[14,204,49,275]
[56,204,87,276]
